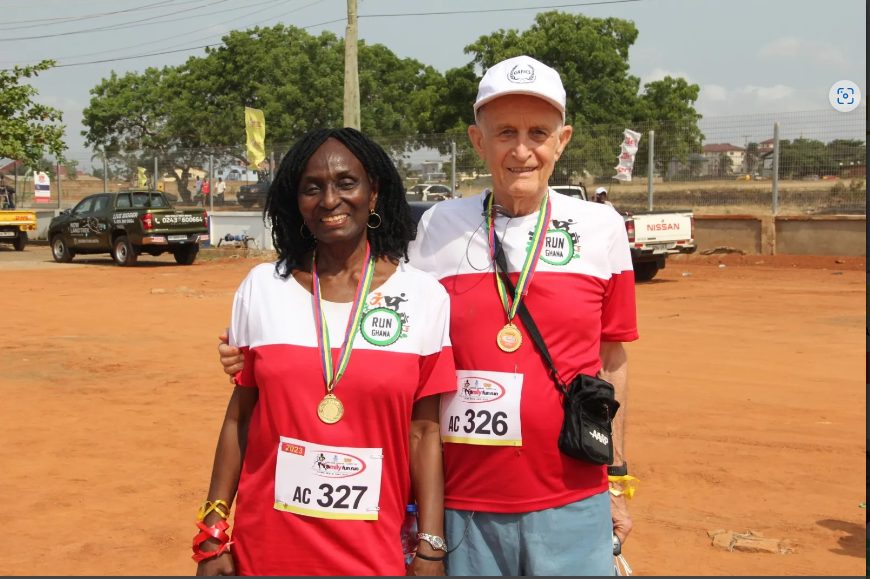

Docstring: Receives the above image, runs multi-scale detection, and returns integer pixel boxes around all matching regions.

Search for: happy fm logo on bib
[459,377,506,403]
[529,219,581,266]
[360,291,410,346]
[312,451,367,478]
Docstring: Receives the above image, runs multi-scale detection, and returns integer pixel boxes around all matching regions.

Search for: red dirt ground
[1,246,865,575]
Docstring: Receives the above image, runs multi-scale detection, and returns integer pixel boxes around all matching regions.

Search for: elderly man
[218,55,637,576]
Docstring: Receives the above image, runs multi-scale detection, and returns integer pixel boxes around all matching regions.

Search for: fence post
[209,154,214,214]
[102,153,108,193]
[56,159,63,207]
[153,156,159,190]
[647,130,655,211]
[451,140,457,196]
[772,122,780,215]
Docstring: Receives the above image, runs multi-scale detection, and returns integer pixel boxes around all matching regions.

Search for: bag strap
[492,219,568,395]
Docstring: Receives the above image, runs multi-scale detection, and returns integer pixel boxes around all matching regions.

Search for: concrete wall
[693,214,865,256]
[775,216,865,256]
[694,215,763,254]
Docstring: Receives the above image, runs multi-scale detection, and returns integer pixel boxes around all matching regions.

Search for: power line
[5,0,641,69]
[0,0,234,41]
[358,0,642,18]
[0,0,188,30]
[3,0,295,64]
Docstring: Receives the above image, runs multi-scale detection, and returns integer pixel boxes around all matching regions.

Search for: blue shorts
[444,491,613,576]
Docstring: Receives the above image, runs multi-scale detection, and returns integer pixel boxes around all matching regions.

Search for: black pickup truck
[236,175,271,208]
[48,190,210,266]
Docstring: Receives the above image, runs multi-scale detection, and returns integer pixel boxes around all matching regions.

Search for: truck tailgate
[150,210,208,232]
[631,212,693,243]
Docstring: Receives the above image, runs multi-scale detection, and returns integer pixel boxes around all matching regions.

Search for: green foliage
[462,11,641,128]
[0,60,67,167]
[451,11,701,181]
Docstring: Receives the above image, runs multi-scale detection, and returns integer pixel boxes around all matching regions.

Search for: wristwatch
[607,462,628,477]
[416,532,448,552]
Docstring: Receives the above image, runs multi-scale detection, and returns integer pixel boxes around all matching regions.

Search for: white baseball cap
[595,187,608,195]
[474,55,566,122]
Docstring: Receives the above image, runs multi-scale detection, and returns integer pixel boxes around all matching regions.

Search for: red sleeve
[416,346,457,400]
[233,346,258,388]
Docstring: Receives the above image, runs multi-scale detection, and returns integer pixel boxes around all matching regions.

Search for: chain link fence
[3,107,864,216]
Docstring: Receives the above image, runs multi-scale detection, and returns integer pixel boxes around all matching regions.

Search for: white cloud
[640,67,693,86]
[701,84,728,102]
[759,37,801,58]
[758,37,848,69]
[696,84,818,117]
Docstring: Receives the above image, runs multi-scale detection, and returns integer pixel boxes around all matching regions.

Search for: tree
[778,138,829,178]
[632,76,703,177]
[716,152,733,177]
[0,60,66,167]
[83,25,446,197]
[462,12,641,128]
[745,142,760,175]
[441,11,702,182]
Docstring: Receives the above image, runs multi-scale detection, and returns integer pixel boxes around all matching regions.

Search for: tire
[634,261,659,282]
[173,244,198,265]
[238,200,255,208]
[112,235,138,266]
[12,230,27,251]
[51,235,74,263]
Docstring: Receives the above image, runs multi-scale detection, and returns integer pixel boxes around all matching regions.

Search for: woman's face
[297,138,377,247]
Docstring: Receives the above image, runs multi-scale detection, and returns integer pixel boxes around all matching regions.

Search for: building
[701,143,746,176]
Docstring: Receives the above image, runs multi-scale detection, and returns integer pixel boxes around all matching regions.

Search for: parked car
[48,190,209,266]
[406,183,453,201]
[236,177,271,208]
[0,209,36,251]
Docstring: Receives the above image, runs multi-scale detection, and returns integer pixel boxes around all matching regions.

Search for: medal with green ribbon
[311,242,376,424]
[486,192,552,353]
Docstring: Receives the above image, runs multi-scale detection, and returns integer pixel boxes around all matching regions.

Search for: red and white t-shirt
[408,190,638,513]
[228,261,455,576]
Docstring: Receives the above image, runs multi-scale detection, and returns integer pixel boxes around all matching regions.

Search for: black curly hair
[264,127,415,278]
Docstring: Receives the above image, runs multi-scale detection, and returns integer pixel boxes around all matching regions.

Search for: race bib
[440,370,523,446]
[274,437,383,520]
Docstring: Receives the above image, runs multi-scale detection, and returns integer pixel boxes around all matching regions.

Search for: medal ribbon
[485,191,551,323]
[312,243,376,394]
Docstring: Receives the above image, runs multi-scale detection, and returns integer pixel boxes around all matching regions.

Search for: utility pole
[343,0,361,129]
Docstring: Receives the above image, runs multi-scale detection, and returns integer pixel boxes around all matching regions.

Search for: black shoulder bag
[493,231,619,465]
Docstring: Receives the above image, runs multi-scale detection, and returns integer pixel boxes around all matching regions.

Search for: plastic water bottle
[400,503,419,565]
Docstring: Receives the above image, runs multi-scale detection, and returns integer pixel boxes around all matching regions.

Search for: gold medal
[496,323,522,353]
[317,393,344,424]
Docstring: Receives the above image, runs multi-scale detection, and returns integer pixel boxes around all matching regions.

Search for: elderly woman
[194,128,455,576]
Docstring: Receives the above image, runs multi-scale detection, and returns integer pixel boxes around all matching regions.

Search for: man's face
[468,94,572,201]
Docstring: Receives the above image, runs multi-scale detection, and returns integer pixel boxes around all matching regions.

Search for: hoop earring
[367,210,382,229]
[299,223,313,239]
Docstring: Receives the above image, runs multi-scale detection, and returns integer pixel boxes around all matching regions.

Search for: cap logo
[508,64,536,84]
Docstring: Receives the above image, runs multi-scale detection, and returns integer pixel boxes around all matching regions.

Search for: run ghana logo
[531,218,580,266]
[361,292,409,346]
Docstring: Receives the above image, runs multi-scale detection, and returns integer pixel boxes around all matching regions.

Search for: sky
[2,0,866,163]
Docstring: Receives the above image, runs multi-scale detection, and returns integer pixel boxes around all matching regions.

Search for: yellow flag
[137,167,147,187]
[245,107,266,169]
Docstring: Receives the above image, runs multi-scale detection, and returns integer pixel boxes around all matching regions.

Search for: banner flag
[34,171,51,203]
[137,167,148,187]
[613,129,642,182]
[245,107,266,169]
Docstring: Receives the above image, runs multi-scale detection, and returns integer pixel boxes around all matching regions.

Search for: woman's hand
[218,331,244,378]
[196,552,235,576]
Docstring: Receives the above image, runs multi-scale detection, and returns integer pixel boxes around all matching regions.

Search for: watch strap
[607,462,628,477]
[416,532,448,551]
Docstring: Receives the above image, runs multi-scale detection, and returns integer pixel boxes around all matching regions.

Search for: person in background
[196,127,454,576]
[595,186,614,207]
